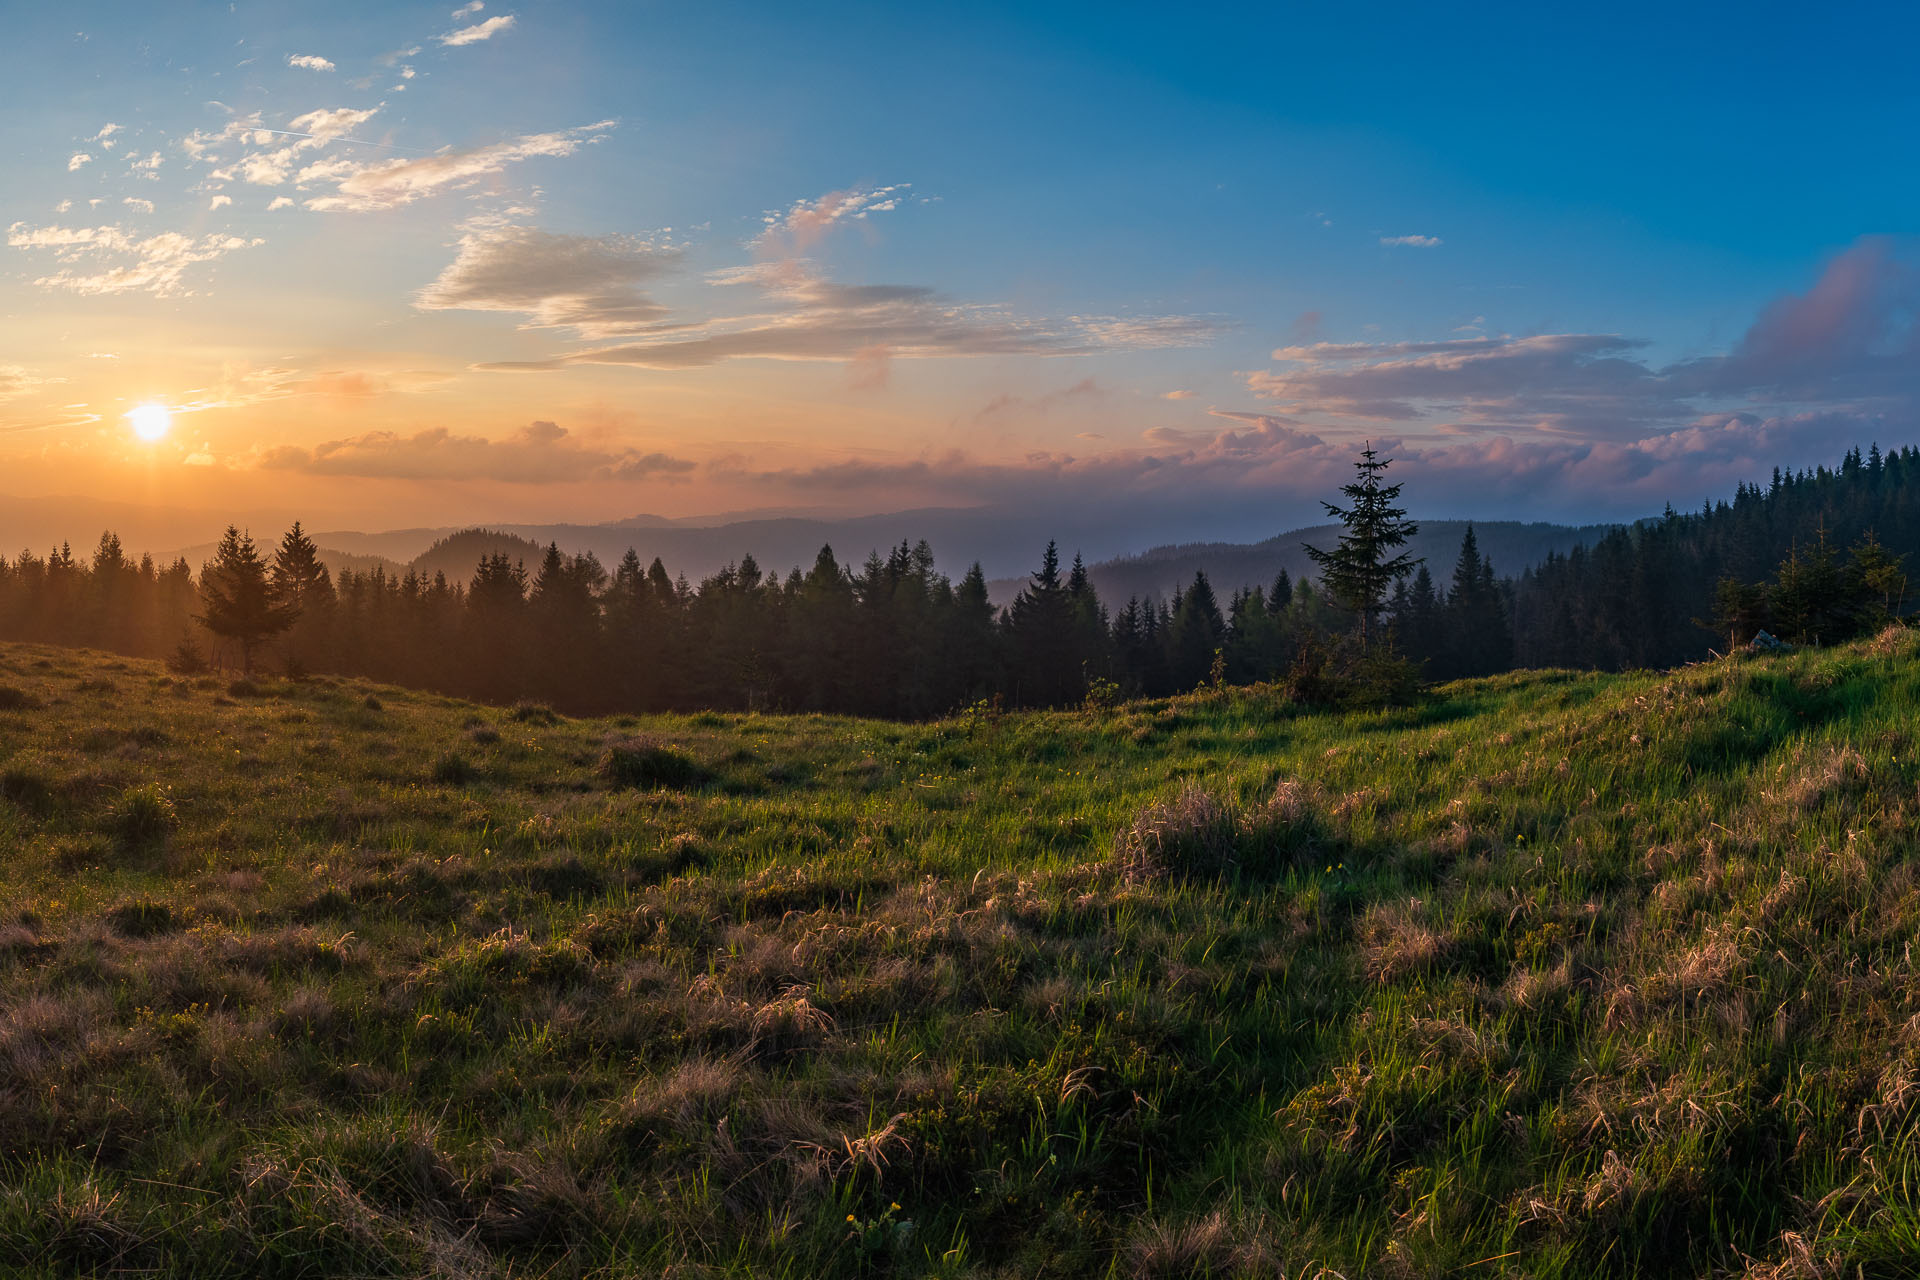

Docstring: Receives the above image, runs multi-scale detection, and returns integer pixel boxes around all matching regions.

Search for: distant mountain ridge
[304,517,1615,610]
[36,492,1616,607]
[1014,520,1620,609]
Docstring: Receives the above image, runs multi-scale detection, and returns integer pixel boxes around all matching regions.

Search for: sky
[3,0,1918,554]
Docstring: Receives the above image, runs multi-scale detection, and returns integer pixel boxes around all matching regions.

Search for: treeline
[1512,444,1918,668]
[1,443,1914,717]
[0,527,1392,716]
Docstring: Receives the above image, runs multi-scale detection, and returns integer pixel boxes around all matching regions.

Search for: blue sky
[2,0,1915,545]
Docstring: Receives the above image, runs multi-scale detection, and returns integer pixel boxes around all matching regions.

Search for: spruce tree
[1303,444,1420,647]
[197,526,297,673]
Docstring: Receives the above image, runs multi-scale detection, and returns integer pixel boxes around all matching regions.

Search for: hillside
[1,637,1917,1275]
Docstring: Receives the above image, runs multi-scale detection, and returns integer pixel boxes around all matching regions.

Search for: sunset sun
[126,403,171,442]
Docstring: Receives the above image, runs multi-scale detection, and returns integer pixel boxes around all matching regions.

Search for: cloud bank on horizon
[1,2,1916,543]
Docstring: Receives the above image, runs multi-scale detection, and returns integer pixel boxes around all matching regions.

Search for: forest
[0,444,1911,718]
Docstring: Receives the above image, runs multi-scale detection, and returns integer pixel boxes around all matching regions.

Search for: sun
[127,403,172,442]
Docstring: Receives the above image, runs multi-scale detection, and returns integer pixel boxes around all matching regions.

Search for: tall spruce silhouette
[197,526,297,673]
[1303,444,1420,647]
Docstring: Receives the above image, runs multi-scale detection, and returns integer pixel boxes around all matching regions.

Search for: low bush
[109,783,176,845]
[600,739,706,790]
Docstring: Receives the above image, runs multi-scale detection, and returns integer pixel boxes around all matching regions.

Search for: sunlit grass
[1,633,1919,1275]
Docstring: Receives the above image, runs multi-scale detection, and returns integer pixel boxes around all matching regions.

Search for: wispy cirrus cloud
[415,222,680,337]
[204,105,383,186]
[7,221,262,296]
[258,420,692,484]
[475,256,1216,374]
[1380,234,1441,247]
[754,184,909,257]
[302,120,614,211]
[440,14,516,46]
[0,366,56,403]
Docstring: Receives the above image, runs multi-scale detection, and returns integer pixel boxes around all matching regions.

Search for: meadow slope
[2,637,1920,1277]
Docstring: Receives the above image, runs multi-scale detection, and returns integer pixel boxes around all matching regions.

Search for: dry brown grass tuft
[1737,1230,1851,1279]
[1114,783,1238,883]
[1357,900,1450,983]
[746,985,836,1060]
[1766,745,1874,813]
[1123,1209,1272,1279]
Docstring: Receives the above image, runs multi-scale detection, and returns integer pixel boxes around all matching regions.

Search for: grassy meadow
[2,635,1920,1276]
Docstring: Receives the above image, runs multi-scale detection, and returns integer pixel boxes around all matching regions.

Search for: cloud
[257,420,692,484]
[268,196,294,210]
[287,54,336,71]
[301,120,613,211]
[1162,389,1197,400]
[440,14,516,45]
[91,123,119,142]
[481,259,1217,372]
[122,197,154,214]
[755,184,909,257]
[699,403,1893,540]
[0,366,53,403]
[7,221,262,296]
[415,222,679,337]
[67,153,91,172]
[974,378,1104,421]
[210,106,383,186]
[209,195,232,210]
[1244,239,1920,444]
[1381,234,1442,247]
[452,1,484,15]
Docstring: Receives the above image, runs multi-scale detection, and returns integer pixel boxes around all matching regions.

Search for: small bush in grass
[106,899,177,938]
[227,677,262,698]
[0,760,54,814]
[0,684,40,711]
[432,752,479,786]
[1114,783,1239,882]
[466,723,502,746]
[361,694,383,711]
[511,700,558,725]
[109,783,175,845]
[166,639,210,676]
[601,739,706,790]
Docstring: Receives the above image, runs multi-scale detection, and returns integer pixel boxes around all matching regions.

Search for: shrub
[432,752,479,786]
[227,678,262,698]
[511,700,558,725]
[110,783,176,845]
[0,684,41,711]
[106,899,177,938]
[166,639,210,676]
[600,739,706,790]
[362,694,383,711]
[1114,783,1239,882]
[0,760,53,814]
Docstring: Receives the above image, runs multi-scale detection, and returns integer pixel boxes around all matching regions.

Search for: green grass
[2,634,1920,1276]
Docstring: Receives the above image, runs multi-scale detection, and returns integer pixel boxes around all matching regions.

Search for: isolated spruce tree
[197,526,297,673]
[1303,444,1420,647]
